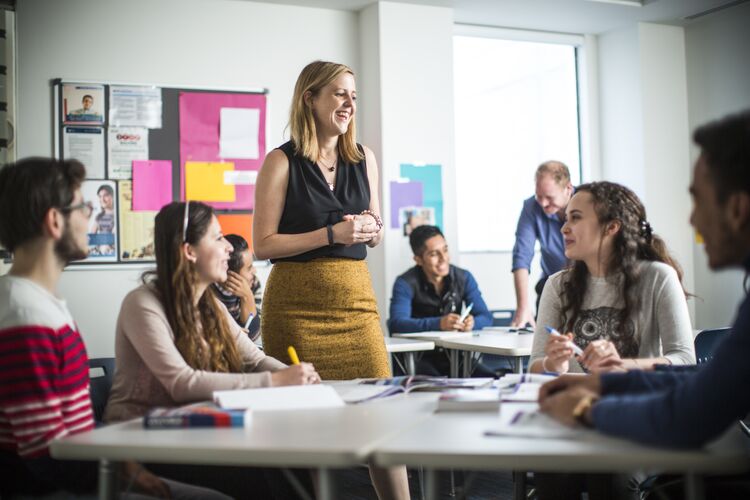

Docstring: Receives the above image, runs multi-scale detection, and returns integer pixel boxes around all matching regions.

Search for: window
[454,33,582,252]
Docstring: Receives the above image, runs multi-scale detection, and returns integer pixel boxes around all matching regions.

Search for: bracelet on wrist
[326,224,335,247]
[541,356,553,373]
[572,394,598,427]
[360,209,383,231]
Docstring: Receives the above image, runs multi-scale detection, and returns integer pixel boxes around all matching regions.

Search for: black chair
[694,327,731,364]
[88,357,115,423]
[490,309,514,327]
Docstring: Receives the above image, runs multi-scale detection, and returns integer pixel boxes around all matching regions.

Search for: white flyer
[107,127,149,179]
[219,107,260,159]
[62,126,105,178]
[109,86,163,129]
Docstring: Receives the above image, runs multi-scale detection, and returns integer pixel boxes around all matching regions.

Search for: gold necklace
[318,155,337,172]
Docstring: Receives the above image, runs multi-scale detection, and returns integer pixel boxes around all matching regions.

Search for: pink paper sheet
[132,160,173,211]
[179,92,266,210]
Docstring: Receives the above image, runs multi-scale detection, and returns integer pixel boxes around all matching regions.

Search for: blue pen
[545,326,584,356]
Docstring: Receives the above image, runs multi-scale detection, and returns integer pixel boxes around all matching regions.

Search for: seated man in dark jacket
[539,109,750,499]
[388,225,493,375]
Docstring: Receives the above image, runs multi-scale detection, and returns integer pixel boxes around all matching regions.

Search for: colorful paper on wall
[399,164,444,229]
[185,162,236,202]
[217,214,254,254]
[132,160,172,211]
[119,180,156,262]
[219,107,260,159]
[389,181,423,229]
[179,92,266,210]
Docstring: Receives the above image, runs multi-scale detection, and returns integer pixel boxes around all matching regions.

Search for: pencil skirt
[261,258,390,380]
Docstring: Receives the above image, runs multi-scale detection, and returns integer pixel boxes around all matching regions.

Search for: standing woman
[254,61,409,499]
[529,181,695,376]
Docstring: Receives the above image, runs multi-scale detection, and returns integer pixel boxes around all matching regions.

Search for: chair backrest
[694,328,731,365]
[88,357,115,423]
[490,309,514,327]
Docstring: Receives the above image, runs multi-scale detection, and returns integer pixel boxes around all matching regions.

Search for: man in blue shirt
[389,225,492,375]
[539,109,750,496]
[511,161,573,327]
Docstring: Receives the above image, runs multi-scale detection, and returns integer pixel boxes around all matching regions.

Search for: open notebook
[343,375,494,404]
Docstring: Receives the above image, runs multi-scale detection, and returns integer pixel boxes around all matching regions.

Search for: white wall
[597,22,695,323]
[685,2,750,328]
[372,2,456,332]
[17,0,360,356]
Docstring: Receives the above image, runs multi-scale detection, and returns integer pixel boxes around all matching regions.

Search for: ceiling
[250,0,747,34]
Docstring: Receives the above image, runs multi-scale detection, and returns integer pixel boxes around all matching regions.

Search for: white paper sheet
[224,170,257,185]
[107,127,149,179]
[219,107,260,159]
[63,126,105,178]
[213,384,345,411]
[109,86,163,129]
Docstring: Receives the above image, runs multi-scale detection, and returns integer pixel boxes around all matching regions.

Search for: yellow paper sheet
[185,161,236,202]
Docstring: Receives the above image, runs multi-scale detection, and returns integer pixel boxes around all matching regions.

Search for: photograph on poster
[63,84,105,125]
[118,180,156,262]
[400,206,435,237]
[79,180,118,262]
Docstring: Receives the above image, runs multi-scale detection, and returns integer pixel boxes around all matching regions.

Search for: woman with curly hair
[529,181,695,375]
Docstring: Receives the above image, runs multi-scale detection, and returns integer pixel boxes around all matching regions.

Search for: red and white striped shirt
[0,275,94,458]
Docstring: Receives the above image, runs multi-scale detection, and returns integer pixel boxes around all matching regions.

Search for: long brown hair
[289,60,363,165]
[143,201,242,373]
[560,182,685,334]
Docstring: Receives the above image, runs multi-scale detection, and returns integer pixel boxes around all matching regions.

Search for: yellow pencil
[287,346,300,365]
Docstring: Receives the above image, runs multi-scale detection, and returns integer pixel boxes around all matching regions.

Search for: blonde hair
[289,60,364,165]
[535,160,571,186]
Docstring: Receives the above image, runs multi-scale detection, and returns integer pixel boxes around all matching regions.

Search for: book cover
[143,402,252,429]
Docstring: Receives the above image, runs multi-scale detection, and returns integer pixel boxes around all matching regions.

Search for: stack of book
[143,402,252,429]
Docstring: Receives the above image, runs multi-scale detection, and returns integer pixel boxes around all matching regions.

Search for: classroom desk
[438,333,534,377]
[50,393,438,500]
[385,337,435,375]
[372,402,750,500]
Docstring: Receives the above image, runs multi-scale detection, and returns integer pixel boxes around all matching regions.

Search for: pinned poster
[109,85,163,129]
[119,180,156,262]
[108,127,149,179]
[399,164,444,230]
[132,160,172,211]
[63,126,105,178]
[389,180,423,229]
[217,213,254,253]
[185,162,236,202]
[179,91,266,210]
[219,108,260,159]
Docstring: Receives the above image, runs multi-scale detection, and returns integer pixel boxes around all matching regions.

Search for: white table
[439,333,534,377]
[373,402,750,500]
[50,392,438,500]
[385,337,435,375]
[393,331,533,377]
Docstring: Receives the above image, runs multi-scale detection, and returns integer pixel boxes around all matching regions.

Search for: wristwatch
[572,394,598,427]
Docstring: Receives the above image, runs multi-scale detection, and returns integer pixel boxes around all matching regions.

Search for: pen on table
[287,346,300,365]
[545,326,584,356]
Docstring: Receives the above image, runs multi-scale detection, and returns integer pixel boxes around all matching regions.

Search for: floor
[337,467,516,500]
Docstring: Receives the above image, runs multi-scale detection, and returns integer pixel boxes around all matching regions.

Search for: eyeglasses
[60,201,93,218]
[182,201,190,243]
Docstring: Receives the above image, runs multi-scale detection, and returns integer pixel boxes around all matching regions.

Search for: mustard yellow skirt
[261,258,390,380]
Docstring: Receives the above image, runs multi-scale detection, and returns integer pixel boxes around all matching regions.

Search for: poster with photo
[63,84,105,125]
[118,180,156,262]
[400,206,435,237]
[80,180,118,262]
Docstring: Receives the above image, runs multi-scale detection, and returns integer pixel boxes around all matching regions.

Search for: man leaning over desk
[511,161,573,327]
[388,225,492,375]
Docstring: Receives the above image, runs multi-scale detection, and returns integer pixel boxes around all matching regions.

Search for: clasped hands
[544,333,627,374]
[333,213,380,246]
[440,313,474,332]
[537,374,602,427]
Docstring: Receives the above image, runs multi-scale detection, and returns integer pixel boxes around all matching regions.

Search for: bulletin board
[52,79,267,265]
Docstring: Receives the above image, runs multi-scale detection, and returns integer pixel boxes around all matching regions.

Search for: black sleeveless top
[272,141,371,263]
